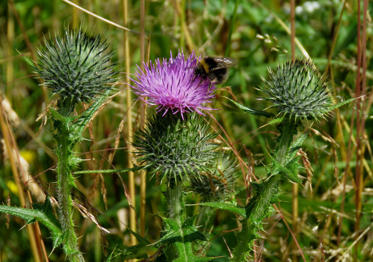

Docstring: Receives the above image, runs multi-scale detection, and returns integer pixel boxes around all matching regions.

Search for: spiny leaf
[329,97,356,111]
[283,158,303,184]
[0,204,62,249]
[123,228,151,245]
[154,217,204,245]
[32,196,60,229]
[266,116,284,126]
[190,202,246,217]
[18,49,34,67]
[173,254,218,262]
[284,133,308,164]
[156,217,211,262]
[74,88,114,135]
[111,243,155,260]
[290,133,308,151]
[73,165,144,175]
[225,97,273,117]
[270,156,302,183]
[49,107,70,123]
[0,205,61,234]
[105,246,119,262]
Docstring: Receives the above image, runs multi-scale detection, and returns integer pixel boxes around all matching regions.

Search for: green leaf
[266,116,284,126]
[329,97,356,111]
[114,243,155,260]
[75,89,114,135]
[271,157,302,184]
[2,200,64,253]
[0,204,62,241]
[173,255,217,262]
[18,49,34,67]
[225,97,273,117]
[32,196,60,228]
[182,217,206,242]
[191,202,246,217]
[49,107,70,123]
[285,133,307,163]
[105,246,119,262]
[123,228,151,245]
[284,159,303,183]
[153,217,204,246]
[73,165,144,175]
[290,134,307,151]
[155,217,212,262]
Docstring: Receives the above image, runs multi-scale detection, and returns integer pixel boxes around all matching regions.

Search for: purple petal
[131,51,216,117]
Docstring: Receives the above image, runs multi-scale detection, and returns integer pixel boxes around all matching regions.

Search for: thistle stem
[232,175,282,261]
[169,183,183,221]
[56,127,84,262]
[165,183,192,261]
[233,120,297,261]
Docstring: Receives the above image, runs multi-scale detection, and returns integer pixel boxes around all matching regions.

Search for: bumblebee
[194,56,234,84]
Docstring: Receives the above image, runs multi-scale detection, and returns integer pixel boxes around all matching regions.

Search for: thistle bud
[134,113,218,185]
[35,30,115,110]
[262,60,331,121]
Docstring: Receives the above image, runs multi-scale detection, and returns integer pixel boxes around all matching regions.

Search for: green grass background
[0,0,372,261]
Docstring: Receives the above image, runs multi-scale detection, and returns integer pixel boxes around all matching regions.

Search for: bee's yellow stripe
[200,59,210,73]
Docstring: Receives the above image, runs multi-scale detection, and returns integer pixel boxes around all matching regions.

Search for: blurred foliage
[0,0,372,261]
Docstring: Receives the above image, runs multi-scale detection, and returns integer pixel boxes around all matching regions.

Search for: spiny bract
[134,112,219,185]
[190,153,236,201]
[35,30,115,108]
[261,60,332,121]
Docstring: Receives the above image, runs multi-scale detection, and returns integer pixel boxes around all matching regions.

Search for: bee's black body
[194,57,234,84]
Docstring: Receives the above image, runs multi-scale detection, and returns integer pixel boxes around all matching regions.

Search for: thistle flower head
[261,60,332,121]
[132,52,215,118]
[35,30,115,109]
[190,153,236,201]
[134,112,218,185]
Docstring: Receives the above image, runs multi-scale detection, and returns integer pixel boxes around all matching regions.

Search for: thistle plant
[132,52,235,261]
[33,29,115,261]
[0,29,116,261]
[0,29,115,262]
[232,60,332,261]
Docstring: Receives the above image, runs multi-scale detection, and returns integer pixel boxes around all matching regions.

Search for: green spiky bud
[35,30,116,110]
[190,153,236,201]
[261,60,332,121]
[134,113,218,185]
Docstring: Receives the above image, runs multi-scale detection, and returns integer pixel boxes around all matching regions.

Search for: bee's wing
[212,57,235,70]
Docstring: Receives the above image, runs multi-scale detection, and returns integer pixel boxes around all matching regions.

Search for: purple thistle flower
[132,52,215,118]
